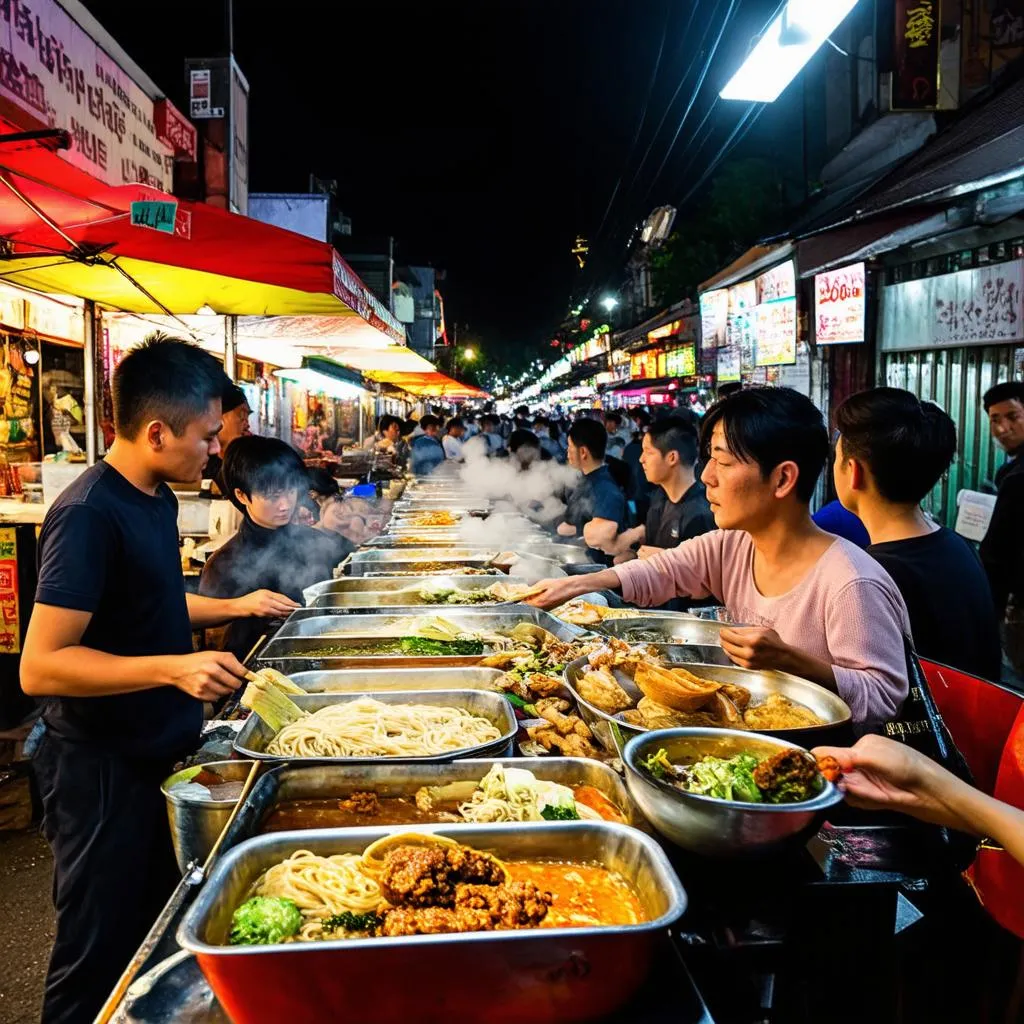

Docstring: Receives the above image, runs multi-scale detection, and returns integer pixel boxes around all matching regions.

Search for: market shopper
[604,410,631,457]
[559,418,627,565]
[410,414,446,475]
[442,416,466,460]
[601,416,715,563]
[833,388,1001,681]
[530,387,911,726]
[200,436,348,660]
[202,382,251,494]
[21,336,300,1024]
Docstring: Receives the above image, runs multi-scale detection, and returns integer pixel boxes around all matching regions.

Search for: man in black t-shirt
[22,336,299,1024]
[601,416,716,564]
[833,387,1001,681]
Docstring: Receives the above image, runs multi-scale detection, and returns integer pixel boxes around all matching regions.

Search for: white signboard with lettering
[954,489,996,542]
[880,259,1024,352]
[0,0,174,189]
[815,262,866,345]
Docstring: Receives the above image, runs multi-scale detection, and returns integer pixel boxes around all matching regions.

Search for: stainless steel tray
[303,574,521,605]
[308,579,532,610]
[346,547,502,562]
[339,556,566,583]
[219,757,642,850]
[281,666,509,693]
[599,614,743,649]
[177,822,686,1024]
[564,645,853,752]
[233,689,517,764]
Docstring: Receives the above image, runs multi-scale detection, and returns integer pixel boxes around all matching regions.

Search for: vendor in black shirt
[200,436,348,660]
[201,382,252,494]
[558,418,627,565]
[21,336,299,1024]
[833,387,1001,682]
[601,416,716,561]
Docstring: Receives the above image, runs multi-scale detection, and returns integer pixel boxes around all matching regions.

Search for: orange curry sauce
[506,862,646,928]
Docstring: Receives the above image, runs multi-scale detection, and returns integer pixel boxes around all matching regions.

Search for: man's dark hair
[112,333,228,439]
[648,416,699,468]
[377,414,401,433]
[222,383,248,414]
[983,381,1024,411]
[481,414,499,430]
[604,410,623,428]
[514,404,529,418]
[630,409,652,428]
[509,429,540,453]
[835,388,956,505]
[700,387,828,503]
[223,435,310,513]
[569,417,608,461]
[419,414,441,431]
[446,417,464,433]
[401,418,418,437]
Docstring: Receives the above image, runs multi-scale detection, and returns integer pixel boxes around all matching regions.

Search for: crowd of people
[14,332,1024,1023]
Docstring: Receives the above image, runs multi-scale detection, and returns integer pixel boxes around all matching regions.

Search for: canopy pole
[83,300,97,466]
[224,315,237,379]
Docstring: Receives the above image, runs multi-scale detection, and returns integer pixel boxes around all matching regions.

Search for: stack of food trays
[301,575,535,611]
[336,549,568,581]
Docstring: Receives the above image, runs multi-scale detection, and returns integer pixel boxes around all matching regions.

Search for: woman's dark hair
[983,380,1024,411]
[835,387,956,505]
[630,409,652,428]
[647,416,699,468]
[401,418,418,437]
[509,429,540,453]
[446,417,464,433]
[223,435,310,513]
[604,410,623,428]
[113,333,228,439]
[568,417,608,461]
[377,414,401,433]
[307,467,341,500]
[419,414,441,431]
[700,387,828,503]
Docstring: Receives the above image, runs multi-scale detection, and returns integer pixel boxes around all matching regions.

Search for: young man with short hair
[980,380,1024,620]
[604,409,631,457]
[833,388,1001,681]
[559,418,627,564]
[202,381,252,495]
[442,417,466,460]
[410,414,446,475]
[601,416,715,561]
[22,335,298,1024]
[530,388,910,726]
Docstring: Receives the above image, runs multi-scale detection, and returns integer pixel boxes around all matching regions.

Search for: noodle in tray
[265,696,502,758]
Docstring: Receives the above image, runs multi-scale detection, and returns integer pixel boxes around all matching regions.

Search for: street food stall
[94,478,984,1024]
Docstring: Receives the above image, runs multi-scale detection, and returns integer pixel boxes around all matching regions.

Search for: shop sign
[892,0,941,110]
[0,527,18,654]
[189,67,221,119]
[717,344,741,383]
[815,262,866,345]
[25,295,83,340]
[630,350,659,380]
[130,199,178,233]
[154,98,196,161]
[0,0,174,189]
[700,288,728,351]
[755,261,796,305]
[0,284,25,330]
[666,344,696,377]
[754,299,797,366]
[879,259,1024,352]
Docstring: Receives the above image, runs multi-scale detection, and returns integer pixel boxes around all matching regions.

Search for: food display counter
[100,482,973,1024]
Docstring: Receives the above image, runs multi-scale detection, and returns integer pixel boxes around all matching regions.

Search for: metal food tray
[346,547,501,562]
[177,822,686,1024]
[278,666,509,693]
[564,645,853,752]
[219,757,643,850]
[339,555,567,583]
[303,574,522,606]
[306,575,532,609]
[598,614,742,658]
[233,689,517,764]
[258,608,584,671]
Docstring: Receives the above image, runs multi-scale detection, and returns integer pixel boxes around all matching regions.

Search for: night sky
[80,0,783,367]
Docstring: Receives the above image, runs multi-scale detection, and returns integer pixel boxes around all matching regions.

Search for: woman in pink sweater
[530,387,911,726]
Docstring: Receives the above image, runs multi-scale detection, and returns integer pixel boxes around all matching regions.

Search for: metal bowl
[623,728,843,856]
[563,647,853,753]
[598,614,745,651]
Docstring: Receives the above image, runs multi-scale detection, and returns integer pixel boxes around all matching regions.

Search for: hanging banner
[0,527,19,654]
[752,261,797,366]
[700,289,729,352]
[717,345,741,383]
[0,0,175,188]
[892,0,941,110]
[880,259,1024,352]
[815,262,866,345]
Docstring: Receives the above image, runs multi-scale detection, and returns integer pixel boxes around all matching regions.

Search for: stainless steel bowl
[598,614,745,652]
[563,647,853,753]
[623,728,843,856]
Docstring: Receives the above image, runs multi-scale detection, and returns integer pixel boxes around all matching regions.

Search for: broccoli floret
[540,804,580,821]
[229,896,302,945]
[640,748,676,780]
[322,911,382,935]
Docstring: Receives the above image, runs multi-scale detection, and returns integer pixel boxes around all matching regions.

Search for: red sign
[893,0,941,109]
[154,98,197,162]
[0,528,19,654]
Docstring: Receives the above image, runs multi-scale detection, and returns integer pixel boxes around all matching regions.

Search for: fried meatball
[455,881,551,928]
[380,846,455,907]
[444,846,505,887]
[379,906,470,936]
[339,791,380,815]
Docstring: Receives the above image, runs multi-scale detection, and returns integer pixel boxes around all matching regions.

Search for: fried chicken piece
[445,845,506,887]
[455,881,552,928]
[499,675,532,701]
[636,697,720,729]
[338,791,380,815]
[534,698,591,738]
[752,748,822,802]
[576,667,633,713]
[719,682,752,711]
[525,673,566,698]
[742,693,824,730]
[527,723,600,759]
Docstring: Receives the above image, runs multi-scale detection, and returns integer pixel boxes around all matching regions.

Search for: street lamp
[463,347,477,362]
[600,296,619,313]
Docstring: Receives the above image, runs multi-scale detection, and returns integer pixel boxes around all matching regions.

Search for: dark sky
[80,0,782,366]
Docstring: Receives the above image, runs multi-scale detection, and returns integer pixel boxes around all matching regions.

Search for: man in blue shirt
[409,414,446,475]
[559,418,627,564]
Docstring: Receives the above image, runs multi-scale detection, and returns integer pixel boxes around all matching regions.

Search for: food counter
[100,485,978,1024]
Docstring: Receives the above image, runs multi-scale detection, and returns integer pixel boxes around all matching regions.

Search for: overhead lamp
[720,0,860,103]
[463,347,477,361]
[24,348,39,365]
[600,296,619,312]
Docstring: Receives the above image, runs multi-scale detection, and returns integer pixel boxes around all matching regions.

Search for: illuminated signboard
[717,345,741,383]
[815,262,866,345]
[700,289,728,351]
[753,261,797,367]
[666,345,696,377]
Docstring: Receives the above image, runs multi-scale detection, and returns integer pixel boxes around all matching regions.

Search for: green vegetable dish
[639,747,827,805]
[229,896,302,945]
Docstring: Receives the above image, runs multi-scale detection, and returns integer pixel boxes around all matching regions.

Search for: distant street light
[463,347,477,362]
[720,0,859,102]
[600,296,619,312]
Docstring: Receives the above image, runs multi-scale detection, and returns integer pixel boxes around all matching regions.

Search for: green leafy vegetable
[686,754,762,803]
[399,636,485,656]
[322,910,382,935]
[540,803,580,821]
[640,748,676,780]
[504,692,538,717]
[229,896,302,945]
